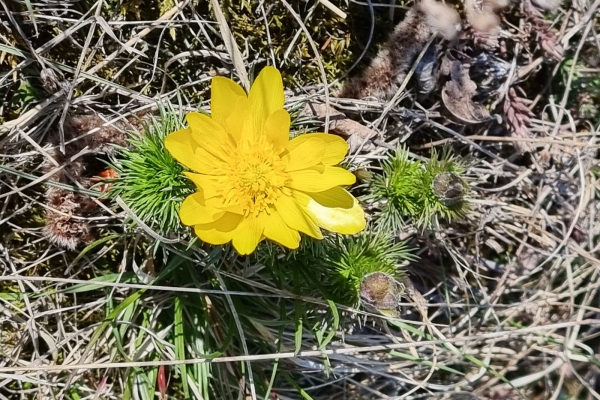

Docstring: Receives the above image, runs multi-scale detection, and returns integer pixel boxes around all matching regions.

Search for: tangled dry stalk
[1,0,599,399]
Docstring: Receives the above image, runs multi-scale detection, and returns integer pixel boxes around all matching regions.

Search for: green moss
[225,0,356,86]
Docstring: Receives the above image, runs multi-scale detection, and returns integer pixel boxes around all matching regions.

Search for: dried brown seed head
[339,0,460,100]
[419,0,461,40]
[43,210,91,251]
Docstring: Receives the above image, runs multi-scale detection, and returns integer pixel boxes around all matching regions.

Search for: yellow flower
[165,67,366,255]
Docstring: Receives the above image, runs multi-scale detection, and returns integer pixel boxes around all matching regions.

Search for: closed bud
[432,172,466,206]
[360,272,402,317]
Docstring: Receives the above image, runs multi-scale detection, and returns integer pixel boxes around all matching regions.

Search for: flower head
[165,67,366,255]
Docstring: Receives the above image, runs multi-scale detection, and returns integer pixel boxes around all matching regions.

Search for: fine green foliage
[109,108,193,236]
[368,146,470,230]
[367,147,423,230]
[417,147,470,228]
[256,230,414,313]
[325,231,415,307]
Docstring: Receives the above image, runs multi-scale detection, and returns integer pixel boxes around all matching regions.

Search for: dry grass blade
[210,0,249,90]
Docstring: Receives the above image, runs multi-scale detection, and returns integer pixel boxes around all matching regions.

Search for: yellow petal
[164,128,208,173]
[192,145,226,175]
[194,212,243,245]
[248,66,284,138]
[183,172,221,199]
[263,210,300,249]
[186,112,233,159]
[294,191,366,235]
[275,194,323,239]
[287,166,356,192]
[286,133,348,165]
[232,214,265,255]
[211,76,247,128]
[182,173,245,215]
[305,187,354,209]
[179,193,224,226]
[284,137,325,172]
[265,109,291,150]
[212,202,245,215]
[224,96,251,143]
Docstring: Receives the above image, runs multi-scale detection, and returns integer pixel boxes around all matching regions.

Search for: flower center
[221,138,289,216]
